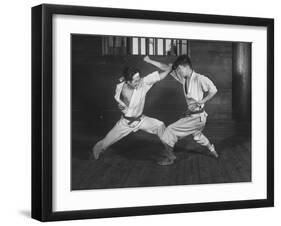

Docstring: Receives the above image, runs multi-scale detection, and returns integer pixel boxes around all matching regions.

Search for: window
[102,36,190,56]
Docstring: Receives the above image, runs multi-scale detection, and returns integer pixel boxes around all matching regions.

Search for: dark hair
[123,67,140,82]
[172,55,193,70]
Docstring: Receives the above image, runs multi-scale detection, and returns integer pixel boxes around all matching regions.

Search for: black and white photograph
[71,35,252,190]
[0,0,278,224]
[30,2,274,222]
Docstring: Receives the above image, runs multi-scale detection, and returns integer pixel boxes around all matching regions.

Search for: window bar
[101,37,104,55]
[178,40,182,56]
[113,36,116,55]
[171,39,174,55]
[115,36,122,55]
[101,37,105,55]
[187,40,191,57]
[175,40,178,56]
[163,39,166,55]
[181,40,187,55]
[138,38,142,55]
[126,37,131,55]
[174,39,177,55]
[121,37,124,55]
[154,38,158,56]
[114,36,118,55]
[105,37,109,55]
[145,38,149,55]
[108,36,111,55]
[107,36,111,55]
[120,37,123,55]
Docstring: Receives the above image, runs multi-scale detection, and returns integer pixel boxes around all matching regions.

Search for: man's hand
[143,56,171,73]
[187,99,204,112]
[143,56,151,63]
[118,104,127,111]
[188,102,201,112]
[196,100,205,106]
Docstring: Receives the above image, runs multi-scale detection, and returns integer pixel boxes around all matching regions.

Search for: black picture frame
[32,3,274,222]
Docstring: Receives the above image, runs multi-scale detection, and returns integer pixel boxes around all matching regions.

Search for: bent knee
[157,121,165,133]
[155,120,165,130]
[157,119,165,126]
[193,132,209,146]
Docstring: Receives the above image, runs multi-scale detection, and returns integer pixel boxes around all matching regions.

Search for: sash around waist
[122,114,143,125]
[183,108,205,116]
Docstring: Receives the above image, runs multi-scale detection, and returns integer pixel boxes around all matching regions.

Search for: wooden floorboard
[71,120,252,190]
[123,160,147,187]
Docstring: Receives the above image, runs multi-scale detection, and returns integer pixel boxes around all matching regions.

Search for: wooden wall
[71,35,233,136]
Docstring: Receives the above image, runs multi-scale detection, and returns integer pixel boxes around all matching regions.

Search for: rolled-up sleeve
[114,83,123,102]
[200,75,218,93]
[143,71,161,85]
[170,71,184,84]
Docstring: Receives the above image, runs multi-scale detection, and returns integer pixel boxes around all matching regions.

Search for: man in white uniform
[145,55,219,165]
[91,58,176,163]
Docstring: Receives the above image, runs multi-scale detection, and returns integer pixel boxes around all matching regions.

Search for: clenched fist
[188,102,201,112]
[118,104,127,111]
[143,56,151,63]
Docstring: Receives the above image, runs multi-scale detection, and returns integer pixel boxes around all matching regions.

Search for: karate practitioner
[145,55,219,165]
[91,58,176,163]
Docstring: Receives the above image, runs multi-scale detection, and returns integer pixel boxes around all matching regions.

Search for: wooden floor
[71,120,251,190]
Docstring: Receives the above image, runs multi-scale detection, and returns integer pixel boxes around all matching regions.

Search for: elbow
[114,95,119,102]
[160,64,171,71]
[209,89,218,98]
[213,88,218,95]
[214,89,218,95]
[159,72,168,81]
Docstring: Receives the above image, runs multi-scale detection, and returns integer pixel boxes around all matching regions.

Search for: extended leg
[161,116,203,148]
[156,143,176,166]
[193,131,219,158]
[161,113,219,158]
[91,119,133,159]
[139,116,175,165]
[159,117,201,165]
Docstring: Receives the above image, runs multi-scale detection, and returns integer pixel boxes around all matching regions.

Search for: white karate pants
[161,112,211,148]
[95,115,165,150]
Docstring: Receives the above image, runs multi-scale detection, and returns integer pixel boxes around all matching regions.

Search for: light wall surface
[0,0,279,226]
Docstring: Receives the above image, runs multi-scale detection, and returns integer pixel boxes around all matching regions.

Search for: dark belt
[182,108,205,117]
[122,114,143,125]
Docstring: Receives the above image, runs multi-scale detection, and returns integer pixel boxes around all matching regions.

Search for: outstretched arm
[143,56,172,80]
[144,56,171,71]
[158,65,172,80]
[144,56,183,83]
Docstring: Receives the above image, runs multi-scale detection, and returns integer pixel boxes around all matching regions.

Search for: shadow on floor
[72,127,251,162]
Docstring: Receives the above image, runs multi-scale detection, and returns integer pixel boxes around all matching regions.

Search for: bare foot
[165,150,177,161]
[91,141,104,160]
[209,144,219,158]
[157,157,174,166]
[163,144,177,160]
